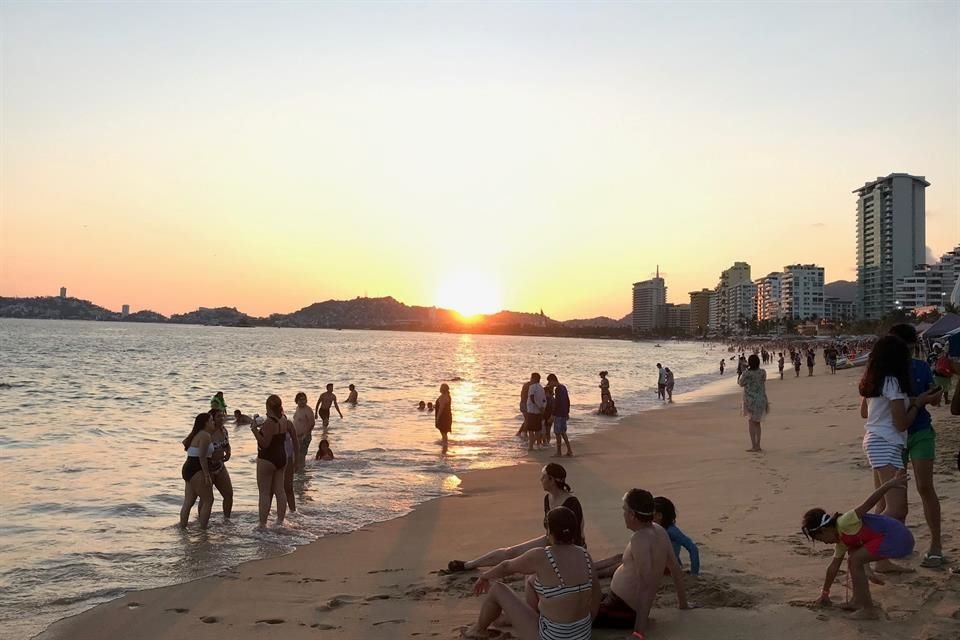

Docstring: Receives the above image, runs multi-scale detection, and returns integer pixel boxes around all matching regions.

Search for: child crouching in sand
[801,471,913,620]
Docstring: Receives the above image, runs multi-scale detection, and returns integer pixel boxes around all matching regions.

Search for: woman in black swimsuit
[249,394,288,528]
[448,463,585,572]
[435,383,453,448]
[209,408,234,519]
[179,412,217,529]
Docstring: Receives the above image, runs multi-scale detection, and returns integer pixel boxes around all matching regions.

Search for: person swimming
[346,384,358,405]
[418,400,426,411]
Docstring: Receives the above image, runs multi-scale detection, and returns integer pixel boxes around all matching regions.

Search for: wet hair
[439,383,450,394]
[266,394,283,415]
[544,463,572,493]
[801,508,839,540]
[653,496,677,529]
[418,401,426,409]
[215,391,223,398]
[295,391,307,403]
[326,383,334,391]
[319,439,331,453]
[349,384,355,391]
[182,412,211,450]
[599,371,608,377]
[748,354,760,370]
[234,409,241,416]
[624,488,655,522]
[544,506,579,545]
[889,323,918,348]
[858,336,911,398]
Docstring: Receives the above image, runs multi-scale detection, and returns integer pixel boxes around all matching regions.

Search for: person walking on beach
[656,363,666,400]
[738,354,768,453]
[435,383,453,448]
[546,374,573,457]
[793,352,802,377]
[806,349,816,376]
[250,394,289,528]
[517,378,532,437]
[665,367,675,403]
[735,356,745,382]
[525,373,547,451]
[314,384,343,431]
[888,324,945,567]
[719,359,725,375]
[179,412,217,529]
[778,352,785,380]
[345,384,358,405]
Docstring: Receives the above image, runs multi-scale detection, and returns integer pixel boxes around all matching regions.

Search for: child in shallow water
[654,496,700,576]
[801,471,913,620]
[315,439,335,461]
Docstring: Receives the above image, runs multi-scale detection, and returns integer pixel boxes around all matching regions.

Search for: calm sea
[0,319,732,639]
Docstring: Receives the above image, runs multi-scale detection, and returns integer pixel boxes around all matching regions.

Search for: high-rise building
[754,273,782,322]
[893,244,960,312]
[823,297,855,323]
[122,305,130,317]
[632,267,667,333]
[688,289,713,336]
[59,287,67,299]
[663,303,691,333]
[714,262,754,333]
[782,264,825,320]
[855,173,928,320]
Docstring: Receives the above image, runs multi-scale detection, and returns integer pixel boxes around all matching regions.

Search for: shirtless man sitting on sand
[593,488,690,637]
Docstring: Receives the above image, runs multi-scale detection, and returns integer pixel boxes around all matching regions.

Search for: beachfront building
[714,262,754,333]
[893,244,960,312]
[688,288,713,336]
[754,272,783,322]
[855,173,928,320]
[823,297,855,323]
[781,264,825,321]
[122,305,130,317]
[632,267,666,333]
[663,303,691,334]
[59,287,67,299]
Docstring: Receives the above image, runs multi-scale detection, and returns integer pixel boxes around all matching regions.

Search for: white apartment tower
[782,264,825,320]
[632,266,667,333]
[855,174,928,320]
[754,272,783,322]
[894,244,960,311]
[715,262,754,333]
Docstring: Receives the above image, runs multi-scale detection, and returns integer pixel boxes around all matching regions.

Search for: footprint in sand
[365,594,392,601]
[298,577,326,584]
[127,602,141,610]
[310,623,340,630]
[200,616,220,624]
[368,568,404,574]
[317,595,362,611]
[372,619,405,626]
[265,571,295,576]
[165,608,189,614]
[711,527,723,534]
[256,619,285,625]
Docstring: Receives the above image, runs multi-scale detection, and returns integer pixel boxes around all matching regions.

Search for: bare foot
[848,607,881,620]
[566,452,573,457]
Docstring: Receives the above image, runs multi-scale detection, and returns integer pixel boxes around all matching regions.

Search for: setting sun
[435,270,502,318]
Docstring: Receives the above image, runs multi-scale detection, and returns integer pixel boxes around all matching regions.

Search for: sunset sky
[2,1,958,320]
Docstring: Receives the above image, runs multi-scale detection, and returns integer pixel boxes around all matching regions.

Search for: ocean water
[0,319,731,639]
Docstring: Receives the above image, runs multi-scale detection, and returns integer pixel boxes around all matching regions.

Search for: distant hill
[562,316,629,329]
[169,307,256,327]
[0,296,119,320]
[123,310,168,323]
[824,280,857,301]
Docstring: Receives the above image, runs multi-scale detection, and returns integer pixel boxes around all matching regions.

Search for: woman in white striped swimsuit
[462,506,600,640]
[858,336,930,523]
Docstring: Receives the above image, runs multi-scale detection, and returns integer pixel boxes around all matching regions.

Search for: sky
[2,1,958,320]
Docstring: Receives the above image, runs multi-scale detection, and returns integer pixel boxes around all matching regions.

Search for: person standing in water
[719,359,725,375]
[525,373,547,451]
[547,374,573,457]
[598,371,612,413]
[292,392,315,471]
[250,395,288,528]
[210,391,227,413]
[281,409,299,513]
[656,364,666,400]
[315,383,343,431]
[517,377,532,437]
[345,384,358,405]
[208,408,234,519]
[179,413,217,529]
[738,355,769,452]
[435,383,453,448]
[665,367,675,403]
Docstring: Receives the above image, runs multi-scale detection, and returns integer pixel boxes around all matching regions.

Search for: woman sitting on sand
[802,472,913,620]
[448,463,585,573]
[315,439,335,461]
[738,354,768,452]
[463,506,600,640]
[179,412,217,529]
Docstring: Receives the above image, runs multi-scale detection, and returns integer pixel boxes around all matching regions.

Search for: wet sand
[37,367,960,640]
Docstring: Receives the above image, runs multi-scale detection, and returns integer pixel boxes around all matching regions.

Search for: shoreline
[36,366,960,640]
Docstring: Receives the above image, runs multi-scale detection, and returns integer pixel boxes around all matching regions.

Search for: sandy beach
[37,367,960,640]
